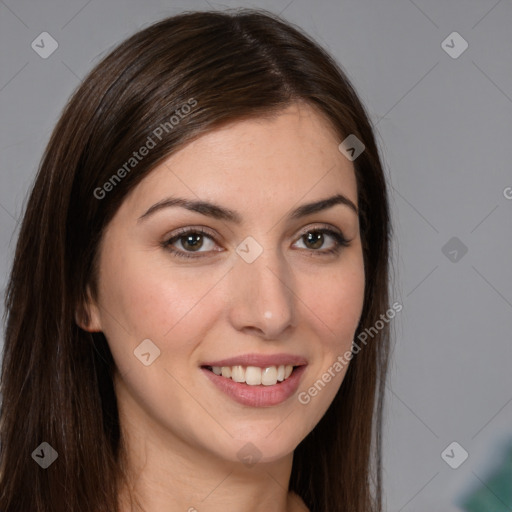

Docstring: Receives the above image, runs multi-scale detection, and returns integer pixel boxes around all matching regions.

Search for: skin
[79,102,365,512]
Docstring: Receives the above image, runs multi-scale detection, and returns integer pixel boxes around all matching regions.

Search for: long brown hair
[0,9,391,512]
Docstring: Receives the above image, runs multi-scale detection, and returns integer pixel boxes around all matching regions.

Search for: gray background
[1,1,511,510]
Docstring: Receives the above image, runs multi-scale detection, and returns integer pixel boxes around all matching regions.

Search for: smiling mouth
[202,364,299,386]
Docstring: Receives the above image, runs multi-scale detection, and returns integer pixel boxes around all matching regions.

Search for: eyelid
[166,225,218,240]
[165,223,348,244]
[294,223,348,240]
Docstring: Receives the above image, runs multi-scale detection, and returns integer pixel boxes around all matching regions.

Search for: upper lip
[201,353,308,368]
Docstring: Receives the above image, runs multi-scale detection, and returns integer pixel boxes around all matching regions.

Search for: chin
[223,430,304,466]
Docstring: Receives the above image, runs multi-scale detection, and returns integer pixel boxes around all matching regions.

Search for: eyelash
[161,225,350,260]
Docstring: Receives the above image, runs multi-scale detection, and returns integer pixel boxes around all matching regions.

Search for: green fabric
[460,444,512,512]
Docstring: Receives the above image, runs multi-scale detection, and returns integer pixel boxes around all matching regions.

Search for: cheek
[96,250,202,373]
[102,248,219,337]
[295,257,364,431]
[302,257,365,346]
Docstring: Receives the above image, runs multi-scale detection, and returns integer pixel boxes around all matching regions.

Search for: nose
[228,244,296,340]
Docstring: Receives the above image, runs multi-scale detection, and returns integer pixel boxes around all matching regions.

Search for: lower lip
[201,365,307,407]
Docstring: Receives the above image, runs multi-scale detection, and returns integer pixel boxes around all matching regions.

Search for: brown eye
[294,227,350,255]
[303,231,324,250]
[162,227,219,259]
[179,233,204,251]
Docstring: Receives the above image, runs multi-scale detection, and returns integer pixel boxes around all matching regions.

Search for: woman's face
[83,102,365,465]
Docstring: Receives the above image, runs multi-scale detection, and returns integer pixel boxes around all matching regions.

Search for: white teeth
[261,366,277,386]
[231,365,245,383]
[245,366,262,385]
[208,364,295,386]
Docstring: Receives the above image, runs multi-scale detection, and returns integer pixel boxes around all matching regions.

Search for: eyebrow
[137,193,358,224]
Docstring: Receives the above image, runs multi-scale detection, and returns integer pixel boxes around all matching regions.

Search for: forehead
[121,102,358,219]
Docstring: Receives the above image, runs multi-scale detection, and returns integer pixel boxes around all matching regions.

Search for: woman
[0,8,391,512]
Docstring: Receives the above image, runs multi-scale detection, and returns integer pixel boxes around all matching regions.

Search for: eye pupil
[305,232,323,249]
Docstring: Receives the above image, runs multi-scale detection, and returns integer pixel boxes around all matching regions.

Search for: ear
[75,284,103,332]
